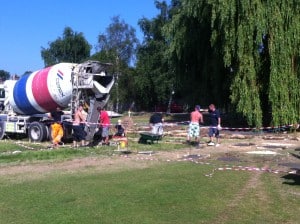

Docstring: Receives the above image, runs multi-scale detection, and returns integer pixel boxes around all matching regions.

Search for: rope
[203,165,292,178]
[63,119,299,131]
[176,121,298,132]
[4,134,44,151]
[118,153,292,177]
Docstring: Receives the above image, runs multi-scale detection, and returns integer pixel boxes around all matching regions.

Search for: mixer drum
[8,63,74,115]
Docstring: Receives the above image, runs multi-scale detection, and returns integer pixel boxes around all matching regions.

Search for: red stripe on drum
[32,67,59,112]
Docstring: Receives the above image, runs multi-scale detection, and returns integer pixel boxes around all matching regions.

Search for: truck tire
[0,121,5,140]
[28,122,47,142]
[44,125,50,141]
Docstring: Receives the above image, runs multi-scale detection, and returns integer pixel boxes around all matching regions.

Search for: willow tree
[210,0,300,127]
[166,0,300,127]
[264,1,300,127]
[164,0,231,111]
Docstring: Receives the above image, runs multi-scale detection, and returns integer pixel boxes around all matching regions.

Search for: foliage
[265,1,300,127]
[36,1,300,126]
[115,66,137,111]
[164,0,300,127]
[96,16,139,66]
[134,1,175,110]
[209,0,300,127]
[164,0,230,111]
[91,16,139,112]
[0,69,10,82]
[41,27,91,66]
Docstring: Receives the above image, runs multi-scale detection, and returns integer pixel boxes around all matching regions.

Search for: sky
[0,0,169,75]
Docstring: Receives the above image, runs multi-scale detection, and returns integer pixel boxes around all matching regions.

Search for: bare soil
[0,130,300,181]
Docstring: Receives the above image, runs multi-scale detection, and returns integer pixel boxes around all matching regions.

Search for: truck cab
[0,84,5,111]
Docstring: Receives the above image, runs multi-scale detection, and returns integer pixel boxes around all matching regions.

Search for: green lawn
[0,138,184,164]
[1,118,300,224]
[1,160,300,224]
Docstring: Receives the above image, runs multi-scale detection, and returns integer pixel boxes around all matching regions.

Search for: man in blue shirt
[207,104,221,146]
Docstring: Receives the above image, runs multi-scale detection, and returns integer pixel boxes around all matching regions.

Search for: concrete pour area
[114,115,300,176]
[131,122,300,174]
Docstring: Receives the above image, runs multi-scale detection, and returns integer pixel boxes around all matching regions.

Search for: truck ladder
[70,61,114,143]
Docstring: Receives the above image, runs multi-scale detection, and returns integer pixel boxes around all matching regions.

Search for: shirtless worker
[186,105,203,148]
[72,104,86,147]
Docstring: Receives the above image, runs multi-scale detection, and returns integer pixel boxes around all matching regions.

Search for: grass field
[1,159,300,224]
[0,114,300,223]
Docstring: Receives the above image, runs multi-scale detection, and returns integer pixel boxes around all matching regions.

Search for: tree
[0,70,10,82]
[165,0,300,127]
[41,27,91,66]
[134,0,175,110]
[96,16,138,66]
[163,0,228,111]
[209,0,300,127]
[92,16,139,112]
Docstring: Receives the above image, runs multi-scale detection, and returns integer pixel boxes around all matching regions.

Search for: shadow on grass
[294,147,300,151]
[290,152,300,159]
[281,174,300,185]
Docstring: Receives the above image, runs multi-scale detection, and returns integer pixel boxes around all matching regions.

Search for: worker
[149,112,164,135]
[98,107,111,145]
[114,119,125,137]
[49,106,64,148]
[72,104,86,147]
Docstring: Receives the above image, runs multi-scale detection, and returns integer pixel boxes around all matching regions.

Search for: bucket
[120,140,127,148]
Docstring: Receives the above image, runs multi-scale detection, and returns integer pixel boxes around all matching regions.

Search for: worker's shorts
[72,125,86,141]
[209,127,219,138]
[101,126,110,138]
[188,122,200,138]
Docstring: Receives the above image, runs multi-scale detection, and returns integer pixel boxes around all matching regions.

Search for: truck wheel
[0,121,5,140]
[28,122,47,142]
[44,125,50,141]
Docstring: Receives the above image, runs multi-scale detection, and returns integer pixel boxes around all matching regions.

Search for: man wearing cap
[187,105,203,148]
[149,112,164,135]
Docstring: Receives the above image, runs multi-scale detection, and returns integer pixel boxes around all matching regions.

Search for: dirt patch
[1,131,300,181]
[0,154,160,180]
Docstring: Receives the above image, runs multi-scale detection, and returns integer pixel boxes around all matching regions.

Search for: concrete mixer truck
[0,60,114,142]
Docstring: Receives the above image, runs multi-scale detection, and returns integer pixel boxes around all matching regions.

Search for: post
[115,56,120,113]
[166,90,175,114]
